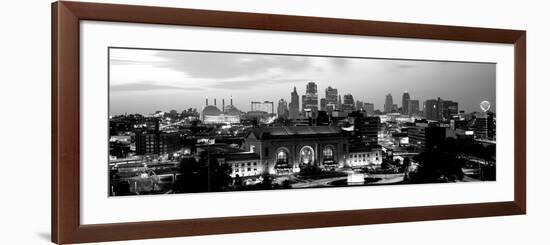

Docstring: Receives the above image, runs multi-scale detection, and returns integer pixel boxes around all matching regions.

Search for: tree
[409,138,465,183]
[233,174,244,189]
[175,155,233,193]
[260,172,274,189]
[381,159,390,169]
[299,165,323,178]
[401,157,411,173]
[403,157,411,168]
[393,158,401,166]
[281,179,292,189]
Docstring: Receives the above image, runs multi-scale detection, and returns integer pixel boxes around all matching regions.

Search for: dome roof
[202,105,222,116]
[224,105,241,116]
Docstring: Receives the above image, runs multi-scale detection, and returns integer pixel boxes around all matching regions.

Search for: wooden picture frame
[51,1,526,244]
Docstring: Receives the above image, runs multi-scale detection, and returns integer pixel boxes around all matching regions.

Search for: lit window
[277,150,288,164]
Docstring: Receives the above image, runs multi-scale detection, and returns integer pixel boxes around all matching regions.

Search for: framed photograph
[52,1,526,244]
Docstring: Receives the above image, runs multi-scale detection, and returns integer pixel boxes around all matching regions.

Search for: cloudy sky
[109,48,496,115]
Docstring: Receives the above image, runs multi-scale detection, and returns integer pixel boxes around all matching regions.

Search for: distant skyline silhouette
[109,48,496,115]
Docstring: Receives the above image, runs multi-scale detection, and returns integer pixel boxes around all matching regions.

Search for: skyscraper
[320,98,327,111]
[364,103,375,116]
[354,116,381,145]
[303,82,319,117]
[402,92,410,115]
[424,99,438,120]
[356,100,364,112]
[277,99,289,119]
[408,100,420,116]
[342,94,355,113]
[325,86,338,112]
[384,94,393,113]
[439,99,459,121]
[289,86,300,119]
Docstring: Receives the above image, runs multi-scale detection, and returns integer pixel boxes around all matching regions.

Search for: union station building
[243,126,354,175]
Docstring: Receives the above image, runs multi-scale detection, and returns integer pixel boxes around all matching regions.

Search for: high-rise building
[475,111,495,140]
[251,101,274,114]
[438,98,459,121]
[384,94,393,113]
[475,114,488,139]
[364,103,375,116]
[408,100,420,116]
[342,94,355,113]
[424,99,438,120]
[277,99,289,119]
[325,86,338,112]
[356,100,364,112]
[338,95,342,111]
[320,98,327,111]
[402,92,410,115]
[303,82,319,117]
[289,87,300,119]
[354,116,381,145]
[392,104,398,113]
[408,122,446,150]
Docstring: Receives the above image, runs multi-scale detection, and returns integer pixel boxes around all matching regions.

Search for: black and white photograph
[108,47,497,196]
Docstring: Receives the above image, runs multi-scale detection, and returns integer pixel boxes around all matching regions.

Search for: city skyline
[109,48,496,115]
[109,47,497,196]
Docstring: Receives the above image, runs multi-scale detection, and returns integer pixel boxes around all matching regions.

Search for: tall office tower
[356,100,364,112]
[320,98,327,111]
[384,93,393,113]
[325,86,338,112]
[338,95,342,111]
[402,91,410,115]
[424,99,438,120]
[289,86,300,119]
[408,100,420,116]
[342,94,355,113]
[277,99,289,119]
[475,114,489,139]
[303,82,319,117]
[439,99,459,121]
[364,103,375,116]
[354,116,381,145]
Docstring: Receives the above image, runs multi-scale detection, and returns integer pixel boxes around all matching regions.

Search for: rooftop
[247,126,345,140]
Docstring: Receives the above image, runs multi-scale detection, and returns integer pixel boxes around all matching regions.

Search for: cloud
[210,78,308,90]
[110,82,204,92]
[148,50,314,79]
[330,58,350,69]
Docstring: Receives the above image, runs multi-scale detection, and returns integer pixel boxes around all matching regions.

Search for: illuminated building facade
[202,98,241,124]
[243,126,350,175]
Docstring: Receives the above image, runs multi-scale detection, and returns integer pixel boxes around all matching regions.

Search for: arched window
[300,146,314,165]
[323,147,334,159]
[276,150,288,163]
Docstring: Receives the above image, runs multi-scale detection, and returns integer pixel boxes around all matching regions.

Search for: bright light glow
[480,100,491,112]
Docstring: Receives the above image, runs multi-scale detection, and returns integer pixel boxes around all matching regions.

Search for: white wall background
[0,0,546,244]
